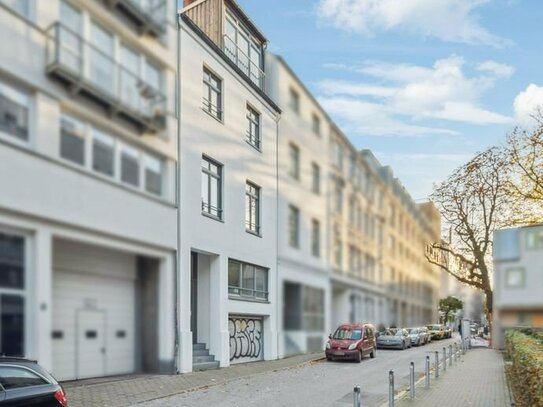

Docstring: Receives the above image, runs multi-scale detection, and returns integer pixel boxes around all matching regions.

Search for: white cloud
[513,84,543,125]
[476,60,515,78]
[316,55,512,136]
[316,0,508,47]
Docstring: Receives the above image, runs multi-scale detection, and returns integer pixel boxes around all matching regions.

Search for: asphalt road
[135,335,460,407]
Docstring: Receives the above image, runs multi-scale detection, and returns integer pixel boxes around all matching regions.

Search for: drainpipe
[275,110,281,359]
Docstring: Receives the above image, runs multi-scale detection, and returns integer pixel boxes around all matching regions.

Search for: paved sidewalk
[63,353,323,407]
[396,348,512,407]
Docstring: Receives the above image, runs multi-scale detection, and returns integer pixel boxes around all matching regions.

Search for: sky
[235,0,543,200]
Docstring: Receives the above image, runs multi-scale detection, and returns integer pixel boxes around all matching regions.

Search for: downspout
[275,110,281,359]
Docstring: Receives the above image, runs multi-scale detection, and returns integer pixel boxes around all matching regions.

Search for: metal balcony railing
[113,0,166,37]
[223,35,265,90]
[45,23,166,133]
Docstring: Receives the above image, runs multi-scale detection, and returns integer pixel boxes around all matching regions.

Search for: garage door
[228,316,263,364]
[52,240,136,381]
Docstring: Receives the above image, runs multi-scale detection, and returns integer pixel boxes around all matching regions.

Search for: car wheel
[356,350,362,363]
[370,347,376,358]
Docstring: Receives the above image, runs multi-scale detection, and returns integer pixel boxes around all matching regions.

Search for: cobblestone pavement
[63,352,323,407]
[396,347,512,407]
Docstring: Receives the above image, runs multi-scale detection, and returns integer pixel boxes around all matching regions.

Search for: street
[135,337,459,407]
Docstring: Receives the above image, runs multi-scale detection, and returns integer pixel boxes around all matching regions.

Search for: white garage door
[228,316,264,364]
[52,240,136,381]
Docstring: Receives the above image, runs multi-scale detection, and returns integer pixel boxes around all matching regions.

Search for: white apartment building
[0,0,178,380]
[177,0,281,372]
[266,54,330,357]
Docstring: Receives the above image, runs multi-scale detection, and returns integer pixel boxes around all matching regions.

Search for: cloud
[316,55,512,136]
[513,84,543,125]
[316,0,509,47]
[476,60,515,78]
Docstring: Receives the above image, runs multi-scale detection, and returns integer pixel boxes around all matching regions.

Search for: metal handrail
[228,285,269,300]
[45,22,166,125]
[223,34,265,89]
[245,130,260,148]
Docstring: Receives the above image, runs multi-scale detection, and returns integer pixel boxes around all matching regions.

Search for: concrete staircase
[192,343,220,371]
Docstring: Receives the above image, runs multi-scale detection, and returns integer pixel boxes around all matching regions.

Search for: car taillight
[55,388,68,407]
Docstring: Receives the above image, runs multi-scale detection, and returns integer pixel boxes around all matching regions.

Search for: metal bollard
[425,356,430,389]
[453,343,458,361]
[449,344,453,367]
[353,385,361,407]
[409,362,415,399]
[388,370,395,407]
[442,347,447,371]
[434,351,439,378]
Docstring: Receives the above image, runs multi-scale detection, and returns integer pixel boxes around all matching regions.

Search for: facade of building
[493,224,543,349]
[0,0,178,380]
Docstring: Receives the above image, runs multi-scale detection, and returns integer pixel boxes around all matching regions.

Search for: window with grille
[246,105,261,149]
[202,68,222,120]
[201,156,223,219]
[228,259,268,301]
[245,181,261,234]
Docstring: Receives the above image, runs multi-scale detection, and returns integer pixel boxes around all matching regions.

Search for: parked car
[419,327,430,344]
[325,323,377,362]
[0,357,68,406]
[376,328,411,350]
[408,327,424,346]
[427,324,445,340]
[443,326,452,339]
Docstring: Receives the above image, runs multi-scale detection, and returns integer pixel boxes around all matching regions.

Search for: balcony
[223,34,265,90]
[45,23,166,133]
[107,0,166,37]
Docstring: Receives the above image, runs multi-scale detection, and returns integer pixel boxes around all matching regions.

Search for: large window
[60,115,85,166]
[311,162,320,194]
[0,82,29,143]
[311,219,320,257]
[92,129,115,177]
[228,259,268,301]
[143,154,162,196]
[89,21,114,92]
[0,232,25,357]
[246,104,260,150]
[288,205,300,248]
[120,143,140,187]
[203,68,222,120]
[245,181,260,235]
[303,287,324,331]
[334,179,343,214]
[312,113,320,136]
[289,88,300,113]
[288,143,300,180]
[1,0,29,18]
[526,228,543,250]
[201,156,223,219]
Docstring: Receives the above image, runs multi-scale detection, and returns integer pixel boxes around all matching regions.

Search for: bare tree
[426,147,513,318]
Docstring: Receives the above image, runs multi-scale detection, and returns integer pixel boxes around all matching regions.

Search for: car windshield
[333,328,362,340]
[409,328,419,334]
[395,330,406,337]
[428,326,440,331]
[382,328,397,336]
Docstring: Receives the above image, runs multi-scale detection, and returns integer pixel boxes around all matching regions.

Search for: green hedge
[505,330,543,407]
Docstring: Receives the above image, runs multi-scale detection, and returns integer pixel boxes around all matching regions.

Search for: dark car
[0,357,68,406]
[325,323,377,362]
[376,328,411,350]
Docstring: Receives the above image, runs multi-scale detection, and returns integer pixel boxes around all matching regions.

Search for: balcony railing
[45,23,166,133]
[110,0,166,37]
[223,35,265,90]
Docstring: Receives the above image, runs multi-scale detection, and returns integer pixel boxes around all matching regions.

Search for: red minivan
[325,323,377,362]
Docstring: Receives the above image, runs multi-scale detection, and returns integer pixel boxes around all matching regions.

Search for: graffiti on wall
[228,317,263,361]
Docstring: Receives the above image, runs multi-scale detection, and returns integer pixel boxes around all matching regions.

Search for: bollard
[442,347,447,371]
[454,343,458,361]
[425,356,430,389]
[434,351,439,378]
[353,385,361,407]
[388,370,395,407]
[449,344,453,367]
[409,362,415,399]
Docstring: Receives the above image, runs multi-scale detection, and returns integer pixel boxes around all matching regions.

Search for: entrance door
[77,310,105,379]
[190,252,198,344]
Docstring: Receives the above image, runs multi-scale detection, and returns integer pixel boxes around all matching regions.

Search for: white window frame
[201,155,223,220]
[228,259,269,302]
[0,81,32,147]
[245,181,261,235]
[246,104,261,150]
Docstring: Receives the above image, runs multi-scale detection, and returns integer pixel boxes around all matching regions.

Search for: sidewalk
[396,348,512,407]
[62,352,323,407]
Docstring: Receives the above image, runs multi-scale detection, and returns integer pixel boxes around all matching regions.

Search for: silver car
[377,328,411,350]
[408,327,424,346]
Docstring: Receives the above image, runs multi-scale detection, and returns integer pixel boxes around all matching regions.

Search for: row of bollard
[352,339,470,407]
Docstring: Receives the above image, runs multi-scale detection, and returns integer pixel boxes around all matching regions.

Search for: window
[143,154,162,196]
[334,179,343,213]
[246,105,260,149]
[288,143,300,180]
[0,367,46,390]
[334,225,342,268]
[311,162,320,194]
[303,287,324,331]
[245,181,260,235]
[92,129,114,177]
[59,1,82,73]
[311,113,320,136]
[526,228,543,250]
[505,268,525,288]
[89,22,114,92]
[120,144,140,187]
[1,0,30,18]
[311,219,320,257]
[201,156,223,219]
[288,205,300,248]
[60,115,85,166]
[0,82,29,143]
[289,88,300,113]
[228,259,268,301]
[333,140,344,170]
[0,232,25,357]
[203,68,222,120]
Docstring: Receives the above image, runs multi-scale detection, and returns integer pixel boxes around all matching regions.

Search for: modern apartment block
[0,0,178,380]
[177,0,281,371]
[493,224,543,349]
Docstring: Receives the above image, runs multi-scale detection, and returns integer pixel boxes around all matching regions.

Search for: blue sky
[235,0,543,200]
